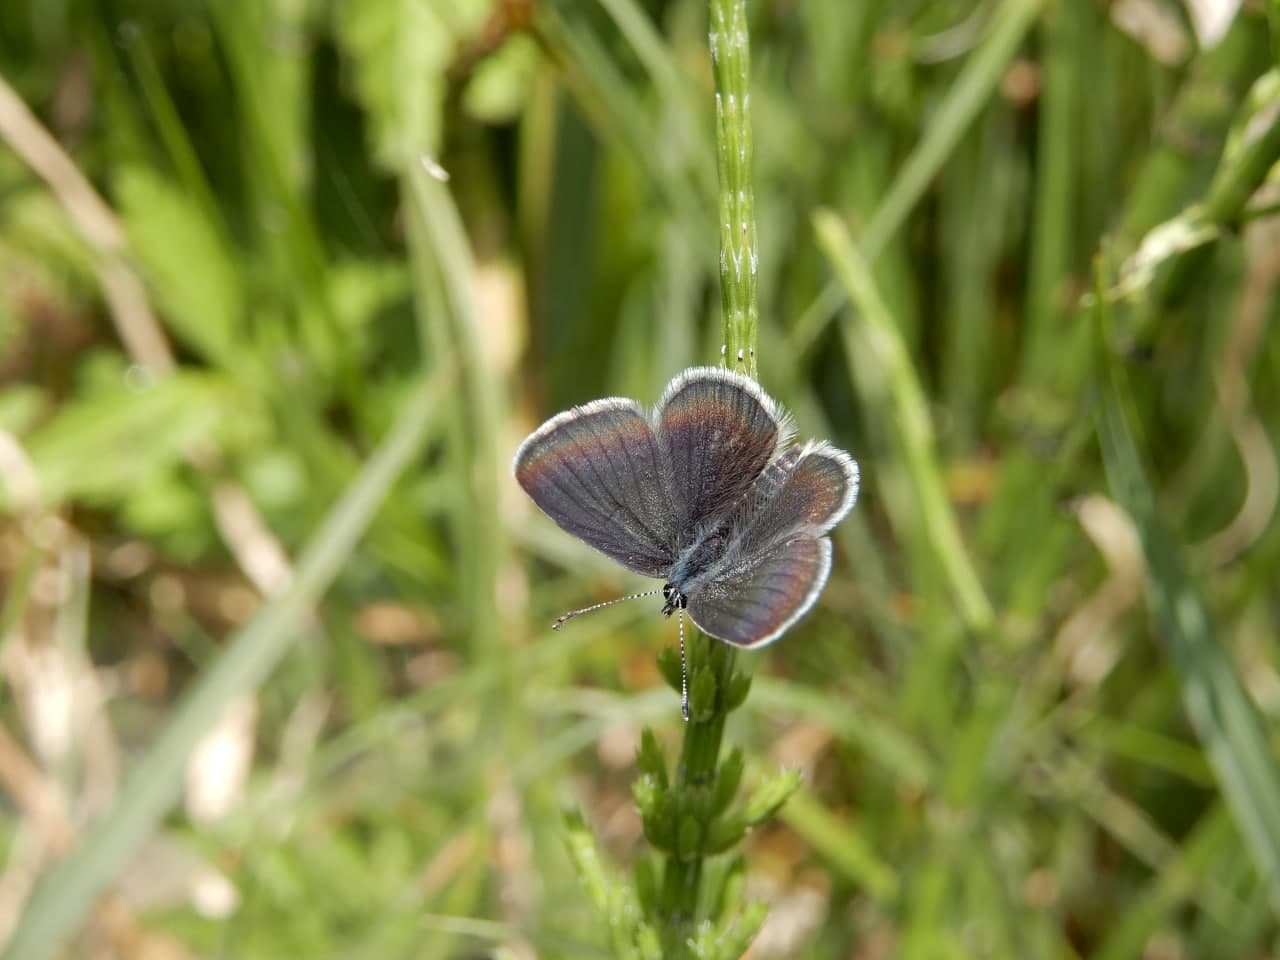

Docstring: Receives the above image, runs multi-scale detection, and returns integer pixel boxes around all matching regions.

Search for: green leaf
[463,33,539,123]
[563,808,612,913]
[688,662,718,723]
[722,669,751,712]
[712,748,744,814]
[637,775,675,852]
[704,815,747,855]
[704,853,747,922]
[634,854,659,919]
[637,727,669,788]
[656,644,684,694]
[742,768,801,826]
[677,814,701,859]
[333,0,495,172]
[707,900,767,960]
[633,773,664,825]
[115,167,243,369]
[20,371,231,507]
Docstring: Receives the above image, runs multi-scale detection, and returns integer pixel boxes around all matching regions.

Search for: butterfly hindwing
[687,536,832,648]
[733,441,860,557]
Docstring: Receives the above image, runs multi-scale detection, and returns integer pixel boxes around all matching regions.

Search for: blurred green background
[2,0,1280,957]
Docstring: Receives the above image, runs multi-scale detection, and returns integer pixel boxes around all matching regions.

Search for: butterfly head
[661,583,687,618]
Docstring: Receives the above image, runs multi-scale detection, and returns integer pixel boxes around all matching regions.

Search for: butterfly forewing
[655,367,788,541]
[687,536,832,648]
[513,398,678,577]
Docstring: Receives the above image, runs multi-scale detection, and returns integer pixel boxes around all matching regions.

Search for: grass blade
[1094,299,1280,915]
[792,0,1046,353]
[813,208,993,634]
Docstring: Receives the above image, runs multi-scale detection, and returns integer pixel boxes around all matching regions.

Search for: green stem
[1202,69,1280,226]
[1115,14,1270,251]
[658,639,736,954]
[1271,0,1280,69]
[655,2,759,953]
[711,0,758,375]
[1123,51,1279,343]
[1022,0,1078,376]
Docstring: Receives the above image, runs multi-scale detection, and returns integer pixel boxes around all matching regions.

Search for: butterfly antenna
[678,607,689,722]
[551,589,662,630]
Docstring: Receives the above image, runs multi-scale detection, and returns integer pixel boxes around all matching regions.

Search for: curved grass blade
[1093,290,1280,916]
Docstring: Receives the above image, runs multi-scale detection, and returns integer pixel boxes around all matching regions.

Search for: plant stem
[659,639,737,954]
[1202,70,1280,226]
[711,0,757,376]
[1114,14,1270,251]
[1270,0,1280,69]
[655,1,759,953]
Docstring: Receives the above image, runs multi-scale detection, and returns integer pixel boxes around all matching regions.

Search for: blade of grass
[748,678,932,790]
[791,0,1046,354]
[405,166,503,664]
[1093,804,1238,960]
[1,367,452,960]
[535,4,709,235]
[594,0,715,198]
[1022,0,1080,375]
[773,782,898,904]
[937,106,1004,453]
[813,208,993,634]
[858,0,1043,260]
[1093,283,1280,916]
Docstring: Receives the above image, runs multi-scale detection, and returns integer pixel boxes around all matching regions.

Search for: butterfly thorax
[667,517,738,598]
[666,451,797,597]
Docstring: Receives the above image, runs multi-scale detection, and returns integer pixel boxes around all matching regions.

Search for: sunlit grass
[1,2,1279,958]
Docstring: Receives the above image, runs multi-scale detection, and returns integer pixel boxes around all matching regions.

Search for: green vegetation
[2,1,1280,957]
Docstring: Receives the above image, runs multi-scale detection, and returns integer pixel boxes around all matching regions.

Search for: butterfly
[513,366,859,715]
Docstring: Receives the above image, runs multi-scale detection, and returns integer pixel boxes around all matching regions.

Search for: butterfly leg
[678,606,689,722]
